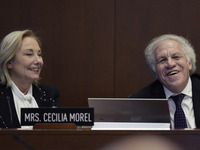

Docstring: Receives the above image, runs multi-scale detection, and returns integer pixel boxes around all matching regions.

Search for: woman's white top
[11,81,38,129]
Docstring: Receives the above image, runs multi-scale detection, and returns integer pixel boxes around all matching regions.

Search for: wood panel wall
[0,0,200,107]
[115,0,200,97]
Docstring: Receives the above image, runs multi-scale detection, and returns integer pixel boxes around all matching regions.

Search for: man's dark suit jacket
[128,73,200,128]
[0,83,60,128]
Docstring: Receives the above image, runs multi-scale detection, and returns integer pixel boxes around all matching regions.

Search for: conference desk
[0,128,200,150]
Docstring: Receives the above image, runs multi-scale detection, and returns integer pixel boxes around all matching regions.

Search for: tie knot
[171,93,185,106]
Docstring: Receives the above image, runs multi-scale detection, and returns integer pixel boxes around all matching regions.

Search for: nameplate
[21,108,94,126]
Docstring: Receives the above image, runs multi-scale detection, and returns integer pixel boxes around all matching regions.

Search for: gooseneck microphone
[12,134,35,150]
[6,96,13,128]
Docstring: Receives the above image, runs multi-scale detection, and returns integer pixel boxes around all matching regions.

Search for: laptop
[88,98,171,130]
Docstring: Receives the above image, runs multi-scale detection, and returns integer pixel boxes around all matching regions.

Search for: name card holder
[33,123,77,129]
[21,108,94,129]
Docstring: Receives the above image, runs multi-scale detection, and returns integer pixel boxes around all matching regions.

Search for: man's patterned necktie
[171,94,187,129]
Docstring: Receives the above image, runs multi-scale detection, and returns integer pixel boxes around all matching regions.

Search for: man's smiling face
[155,40,192,93]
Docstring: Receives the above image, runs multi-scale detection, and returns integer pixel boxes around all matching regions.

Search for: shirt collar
[163,77,192,99]
[11,81,33,102]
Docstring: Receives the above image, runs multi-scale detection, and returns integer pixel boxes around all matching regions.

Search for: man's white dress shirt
[163,78,196,129]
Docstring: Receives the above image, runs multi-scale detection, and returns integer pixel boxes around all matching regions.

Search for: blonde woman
[0,30,60,128]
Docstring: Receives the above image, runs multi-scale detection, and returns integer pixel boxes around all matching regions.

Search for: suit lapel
[32,84,44,107]
[191,76,200,128]
[0,85,20,128]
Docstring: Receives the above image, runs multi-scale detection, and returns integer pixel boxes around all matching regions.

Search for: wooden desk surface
[0,129,199,150]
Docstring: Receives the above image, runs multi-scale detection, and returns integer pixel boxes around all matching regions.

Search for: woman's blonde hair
[0,30,41,86]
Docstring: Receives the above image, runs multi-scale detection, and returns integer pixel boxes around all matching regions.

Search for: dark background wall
[0,0,200,107]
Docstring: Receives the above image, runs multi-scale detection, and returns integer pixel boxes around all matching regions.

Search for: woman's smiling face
[7,36,43,85]
[155,40,192,93]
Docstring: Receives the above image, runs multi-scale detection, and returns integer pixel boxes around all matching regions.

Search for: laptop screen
[88,98,170,123]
